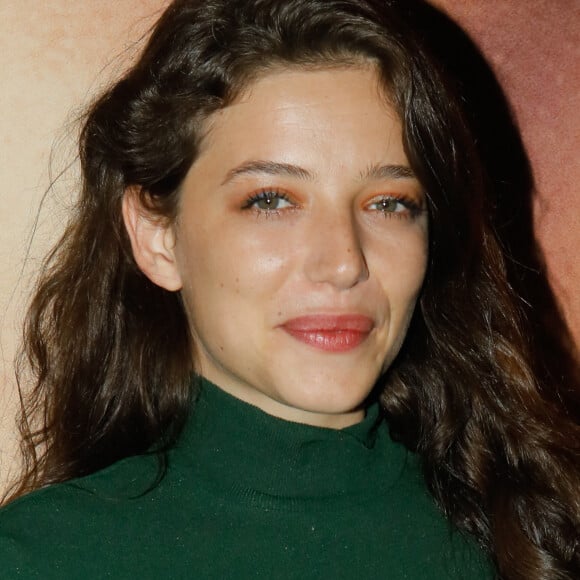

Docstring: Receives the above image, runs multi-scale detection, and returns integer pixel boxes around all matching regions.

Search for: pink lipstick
[280,315,374,352]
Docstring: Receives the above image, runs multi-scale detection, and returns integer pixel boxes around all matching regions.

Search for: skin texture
[125,66,428,428]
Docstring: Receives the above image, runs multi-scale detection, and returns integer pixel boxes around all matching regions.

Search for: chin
[277,378,374,417]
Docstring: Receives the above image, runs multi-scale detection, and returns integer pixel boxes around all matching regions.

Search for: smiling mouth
[280,314,374,352]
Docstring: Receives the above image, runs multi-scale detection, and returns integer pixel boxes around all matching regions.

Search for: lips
[280,314,374,352]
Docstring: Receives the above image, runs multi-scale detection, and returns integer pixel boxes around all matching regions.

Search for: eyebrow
[221,160,313,185]
[358,163,416,181]
[221,159,416,185]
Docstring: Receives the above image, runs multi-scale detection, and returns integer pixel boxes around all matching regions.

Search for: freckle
[219,282,224,288]
[235,277,240,283]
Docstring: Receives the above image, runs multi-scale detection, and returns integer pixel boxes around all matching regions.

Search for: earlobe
[122,189,183,292]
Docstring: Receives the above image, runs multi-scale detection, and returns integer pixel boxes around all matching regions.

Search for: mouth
[280,314,374,352]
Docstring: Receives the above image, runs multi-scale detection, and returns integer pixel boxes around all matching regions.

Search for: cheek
[376,239,427,367]
[242,253,288,286]
[373,231,428,305]
[175,225,294,311]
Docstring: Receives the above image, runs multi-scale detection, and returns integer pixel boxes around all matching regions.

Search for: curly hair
[10,1,580,578]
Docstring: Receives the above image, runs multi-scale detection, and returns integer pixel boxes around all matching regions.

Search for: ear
[122,189,183,291]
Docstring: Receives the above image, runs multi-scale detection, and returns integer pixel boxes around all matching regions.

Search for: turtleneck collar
[172,377,408,510]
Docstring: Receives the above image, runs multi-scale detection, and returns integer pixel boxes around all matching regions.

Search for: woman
[1,0,578,578]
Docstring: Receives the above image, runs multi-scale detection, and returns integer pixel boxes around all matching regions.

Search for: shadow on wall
[410,1,580,417]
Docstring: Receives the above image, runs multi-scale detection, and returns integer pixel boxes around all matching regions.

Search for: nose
[303,208,369,289]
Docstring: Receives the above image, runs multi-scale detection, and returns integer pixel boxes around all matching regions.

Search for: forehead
[179,65,414,204]
[198,64,401,156]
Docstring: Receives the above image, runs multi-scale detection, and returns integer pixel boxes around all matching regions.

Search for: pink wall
[432,0,580,346]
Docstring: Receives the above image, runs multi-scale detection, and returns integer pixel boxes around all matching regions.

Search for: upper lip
[280,314,374,332]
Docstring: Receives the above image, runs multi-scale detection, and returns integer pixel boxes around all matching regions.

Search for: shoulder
[0,453,161,578]
[375,426,494,579]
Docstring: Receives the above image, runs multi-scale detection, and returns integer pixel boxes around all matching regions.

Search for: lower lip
[281,316,373,353]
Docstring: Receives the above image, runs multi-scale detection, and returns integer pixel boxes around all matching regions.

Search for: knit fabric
[0,378,493,579]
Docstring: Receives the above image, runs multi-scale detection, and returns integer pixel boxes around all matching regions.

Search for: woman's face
[164,66,427,427]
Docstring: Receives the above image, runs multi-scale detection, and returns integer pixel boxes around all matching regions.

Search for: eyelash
[241,189,425,220]
[241,189,294,213]
[366,195,425,220]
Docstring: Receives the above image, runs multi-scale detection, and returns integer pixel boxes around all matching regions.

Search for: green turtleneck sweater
[0,379,493,579]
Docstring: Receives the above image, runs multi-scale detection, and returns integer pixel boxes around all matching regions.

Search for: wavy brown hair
[9,0,580,578]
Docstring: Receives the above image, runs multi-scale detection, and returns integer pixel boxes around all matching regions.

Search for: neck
[170,377,397,504]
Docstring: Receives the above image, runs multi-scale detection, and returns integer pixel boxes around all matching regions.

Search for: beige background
[1,1,579,491]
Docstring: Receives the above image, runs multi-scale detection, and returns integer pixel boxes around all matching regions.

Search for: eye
[242,189,294,211]
[367,195,423,219]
